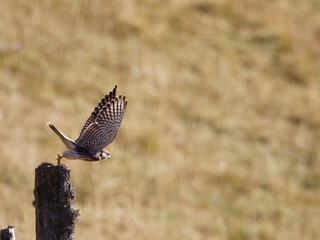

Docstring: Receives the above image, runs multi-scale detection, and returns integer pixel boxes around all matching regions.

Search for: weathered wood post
[33,162,79,240]
[0,226,15,240]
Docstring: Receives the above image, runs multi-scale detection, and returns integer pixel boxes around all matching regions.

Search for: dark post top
[0,226,15,240]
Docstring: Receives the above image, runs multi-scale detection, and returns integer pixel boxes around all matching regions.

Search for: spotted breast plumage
[48,85,127,164]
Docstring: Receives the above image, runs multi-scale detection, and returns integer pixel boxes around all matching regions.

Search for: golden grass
[0,0,320,239]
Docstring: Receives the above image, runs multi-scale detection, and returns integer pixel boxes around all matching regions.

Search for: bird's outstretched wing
[75,89,127,155]
[77,85,118,140]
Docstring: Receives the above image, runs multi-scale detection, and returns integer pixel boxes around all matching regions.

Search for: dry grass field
[1,0,320,239]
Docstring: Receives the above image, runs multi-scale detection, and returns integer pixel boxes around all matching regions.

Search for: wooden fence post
[0,226,15,240]
[33,162,79,240]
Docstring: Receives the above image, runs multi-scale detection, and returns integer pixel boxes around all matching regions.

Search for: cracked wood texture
[34,162,79,240]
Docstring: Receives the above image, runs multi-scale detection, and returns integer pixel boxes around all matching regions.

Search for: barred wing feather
[76,95,127,155]
[77,85,118,141]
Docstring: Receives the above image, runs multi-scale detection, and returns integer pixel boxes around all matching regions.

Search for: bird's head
[99,150,111,160]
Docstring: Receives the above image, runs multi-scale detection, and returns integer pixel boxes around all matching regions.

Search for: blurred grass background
[1,0,320,239]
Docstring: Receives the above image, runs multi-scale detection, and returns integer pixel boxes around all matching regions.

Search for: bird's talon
[56,154,62,165]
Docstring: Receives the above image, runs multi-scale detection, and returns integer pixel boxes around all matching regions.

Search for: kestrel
[48,85,127,164]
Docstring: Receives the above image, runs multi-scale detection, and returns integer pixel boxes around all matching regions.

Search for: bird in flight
[48,85,127,164]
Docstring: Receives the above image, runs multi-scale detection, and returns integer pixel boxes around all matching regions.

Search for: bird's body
[48,85,127,163]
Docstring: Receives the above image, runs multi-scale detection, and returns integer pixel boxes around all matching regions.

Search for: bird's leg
[56,154,63,165]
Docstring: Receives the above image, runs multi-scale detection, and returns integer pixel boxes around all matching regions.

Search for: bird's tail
[47,122,76,150]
